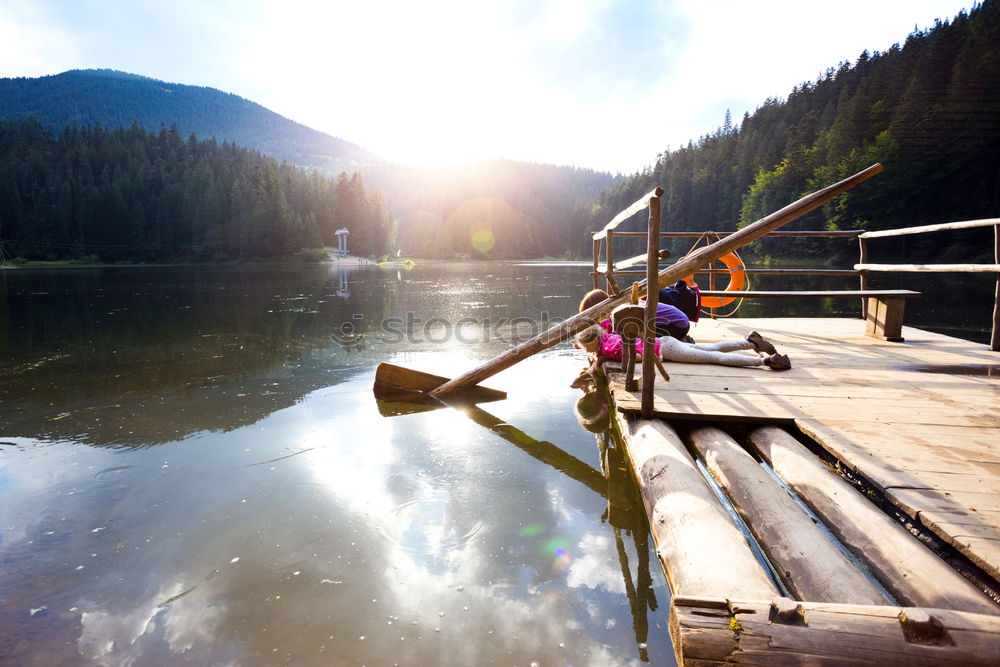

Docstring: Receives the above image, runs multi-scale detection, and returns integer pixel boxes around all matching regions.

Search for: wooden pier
[606,317,1000,664]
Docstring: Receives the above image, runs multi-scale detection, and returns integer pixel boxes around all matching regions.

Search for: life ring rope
[680,233,747,309]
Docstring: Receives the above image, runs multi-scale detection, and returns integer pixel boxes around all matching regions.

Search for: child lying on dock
[574,323,791,370]
[574,288,791,372]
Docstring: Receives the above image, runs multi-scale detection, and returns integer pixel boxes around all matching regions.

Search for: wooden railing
[592,213,999,351]
[856,218,1000,351]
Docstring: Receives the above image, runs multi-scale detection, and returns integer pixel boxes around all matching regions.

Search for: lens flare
[544,537,572,574]
[470,226,495,254]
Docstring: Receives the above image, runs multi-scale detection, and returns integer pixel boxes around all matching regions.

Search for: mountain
[0,69,381,171]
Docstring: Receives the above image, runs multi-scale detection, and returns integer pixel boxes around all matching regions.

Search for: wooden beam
[856,263,1000,273]
[697,289,920,298]
[993,224,999,352]
[614,413,779,600]
[748,425,998,615]
[672,596,1000,665]
[860,218,1000,239]
[429,164,883,396]
[641,195,661,418]
[866,295,907,341]
[592,187,664,240]
[686,426,889,605]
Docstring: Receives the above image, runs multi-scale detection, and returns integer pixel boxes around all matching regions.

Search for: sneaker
[747,331,777,355]
[764,353,791,371]
[682,334,696,344]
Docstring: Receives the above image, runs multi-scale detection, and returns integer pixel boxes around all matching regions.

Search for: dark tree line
[0,118,396,262]
[585,0,1000,264]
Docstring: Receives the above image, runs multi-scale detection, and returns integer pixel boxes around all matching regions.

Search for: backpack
[658,280,701,322]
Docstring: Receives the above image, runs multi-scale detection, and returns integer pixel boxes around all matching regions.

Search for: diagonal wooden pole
[422,164,883,396]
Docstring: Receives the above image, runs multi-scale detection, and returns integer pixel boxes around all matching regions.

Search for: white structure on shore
[334,227,349,257]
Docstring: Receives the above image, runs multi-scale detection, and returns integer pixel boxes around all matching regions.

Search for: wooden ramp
[606,318,1000,664]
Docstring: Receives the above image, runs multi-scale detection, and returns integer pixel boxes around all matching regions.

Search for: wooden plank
[860,217,1000,238]
[613,412,778,599]
[672,597,1000,666]
[748,425,997,614]
[612,389,999,427]
[697,289,921,298]
[856,263,1000,273]
[592,186,663,240]
[687,426,888,605]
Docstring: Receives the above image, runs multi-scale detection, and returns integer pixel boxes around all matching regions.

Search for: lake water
[1,260,994,666]
[0,262,670,667]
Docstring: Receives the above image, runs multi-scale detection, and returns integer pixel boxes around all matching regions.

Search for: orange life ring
[682,251,746,308]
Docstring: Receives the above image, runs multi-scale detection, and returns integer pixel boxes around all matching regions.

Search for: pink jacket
[597,319,660,361]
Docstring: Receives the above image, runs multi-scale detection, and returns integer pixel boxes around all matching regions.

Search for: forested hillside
[587,0,999,263]
[369,160,617,259]
[0,69,380,171]
[0,118,395,262]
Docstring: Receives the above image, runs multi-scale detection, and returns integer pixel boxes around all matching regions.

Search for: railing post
[992,224,999,352]
[592,238,600,290]
[606,230,617,294]
[859,236,869,320]
[641,194,662,418]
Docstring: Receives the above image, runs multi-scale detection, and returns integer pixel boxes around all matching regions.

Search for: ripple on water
[378,493,486,554]
[92,464,135,480]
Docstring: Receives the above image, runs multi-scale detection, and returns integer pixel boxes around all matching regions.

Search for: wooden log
[993,224,999,352]
[748,425,998,615]
[686,426,889,605]
[641,194,661,418]
[605,229,615,292]
[859,235,870,319]
[614,230,866,238]
[672,596,1000,666]
[593,187,664,240]
[856,263,1000,273]
[595,267,864,276]
[428,164,882,396]
[613,413,778,600]
[859,218,1000,239]
[591,237,600,290]
[697,289,920,298]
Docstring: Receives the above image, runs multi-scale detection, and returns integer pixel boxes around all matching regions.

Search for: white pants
[659,336,763,367]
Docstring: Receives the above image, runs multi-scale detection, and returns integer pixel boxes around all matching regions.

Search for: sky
[0,0,978,173]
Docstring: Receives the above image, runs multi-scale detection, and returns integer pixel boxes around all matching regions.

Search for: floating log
[614,413,778,600]
[671,596,1000,666]
[686,426,889,605]
[747,425,998,615]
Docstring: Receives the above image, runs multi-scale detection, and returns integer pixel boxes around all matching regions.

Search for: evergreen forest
[0,119,395,263]
[584,0,1000,264]
[0,1,997,264]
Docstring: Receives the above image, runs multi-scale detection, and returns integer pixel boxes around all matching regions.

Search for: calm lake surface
[1,261,994,666]
[0,262,669,667]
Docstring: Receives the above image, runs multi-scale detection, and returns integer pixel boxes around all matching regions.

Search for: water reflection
[0,263,673,666]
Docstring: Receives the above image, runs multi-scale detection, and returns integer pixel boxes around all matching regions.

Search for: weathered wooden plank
[687,426,888,605]
[613,412,778,600]
[613,390,999,427]
[859,218,1000,238]
[857,263,1000,273]
[672,597,1000,666]
[695,290,921,298]
[749,426,997,614]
